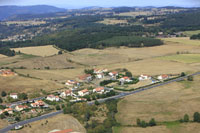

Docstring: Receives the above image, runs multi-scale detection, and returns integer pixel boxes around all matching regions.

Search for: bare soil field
[0,75,65,93]
[1,20,46,26]
[8,114,86,133]
[12,45,59,57]
[116,75,200,126]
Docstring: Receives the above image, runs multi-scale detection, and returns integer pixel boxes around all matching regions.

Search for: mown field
[115,75,200,133]
[8,114,86,133]
[12,45,59,57]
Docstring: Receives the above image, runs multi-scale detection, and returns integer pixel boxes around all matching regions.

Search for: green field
[184,30,200,37]
[161,37,200,46]
[158,54,200,63]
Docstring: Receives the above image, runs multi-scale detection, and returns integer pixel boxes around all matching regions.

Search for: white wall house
[78,89,89,96]
[60,90,73,98]
[139,74,151,81]
[46,95,60,102]
[93,87,105,94]
[10,93,18,99]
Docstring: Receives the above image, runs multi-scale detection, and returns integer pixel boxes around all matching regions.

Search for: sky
[0,0,199,8]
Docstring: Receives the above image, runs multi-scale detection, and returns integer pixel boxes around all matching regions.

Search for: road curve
[1,72,200,133]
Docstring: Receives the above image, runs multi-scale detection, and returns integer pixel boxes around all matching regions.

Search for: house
[94,68,108,74]
[157,74,169,80]
[96,73,104,79]
[0,108,14,115]
[119,77,133,83]
[78,74,92,82]
[109,71,118,78]
[10,93,18,99]
[31,100,45,107]
[78,89,89,96]
[65,80,79,86]
[93,87,105,94]
[15,105,28,112]
[60,90,73,98]
[139,74,151,81]
[46,95,60,102]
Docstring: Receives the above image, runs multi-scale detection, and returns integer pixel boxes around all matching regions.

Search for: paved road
[1,72,200,132]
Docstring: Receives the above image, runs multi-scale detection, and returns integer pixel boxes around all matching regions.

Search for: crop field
[8,114,86,133]
[161,37,200,46]
[116,75,200,127]
[12,45,59,57]
[158,54,200,63]
[97,18,128,25]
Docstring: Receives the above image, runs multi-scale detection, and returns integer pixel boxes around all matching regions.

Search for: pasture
[12,45,59,57]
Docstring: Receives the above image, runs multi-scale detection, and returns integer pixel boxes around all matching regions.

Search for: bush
[187,76,193,81]
[149,118,156,126]
[137,118,141,126]
[181,72,186,77]
[1,91,7,97]
[140,120,147,128]
[0,98,2,103]
[94,100,100,106]
[183,114,189,122]
[193,112,200,122]
[56,105,61,110]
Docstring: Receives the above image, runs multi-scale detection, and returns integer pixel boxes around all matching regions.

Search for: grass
[184,30,200,37]
[113,126,122,133]
[162,121,181,133]
[158,54,200,63]
[161,37,200,46]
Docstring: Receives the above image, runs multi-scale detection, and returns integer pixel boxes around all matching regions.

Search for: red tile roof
[50,129,73,133]
[95,87,104,92]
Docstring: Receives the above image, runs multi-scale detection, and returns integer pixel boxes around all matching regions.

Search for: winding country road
[1,72,200,133]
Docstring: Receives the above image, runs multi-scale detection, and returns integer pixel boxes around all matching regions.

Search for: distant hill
[0,5,66,20]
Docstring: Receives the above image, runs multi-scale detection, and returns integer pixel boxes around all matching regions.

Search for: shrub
[1,91,7,97]
[149,118,156,126]
[193,112,200,122]
[183,114,189,122]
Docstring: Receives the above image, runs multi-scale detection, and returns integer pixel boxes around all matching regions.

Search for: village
[0,68,177,127]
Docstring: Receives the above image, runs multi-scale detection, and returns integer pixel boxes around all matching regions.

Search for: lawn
[158,54,200,63]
